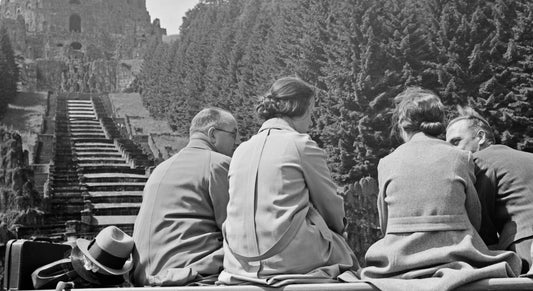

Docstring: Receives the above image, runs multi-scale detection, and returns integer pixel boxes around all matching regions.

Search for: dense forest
[135,0,533,185]
[0,25,18,117]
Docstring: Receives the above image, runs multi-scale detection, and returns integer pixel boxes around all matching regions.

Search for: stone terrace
[39,93,154,239]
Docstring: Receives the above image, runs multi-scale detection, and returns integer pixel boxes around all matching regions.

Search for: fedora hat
[76,226,134,275]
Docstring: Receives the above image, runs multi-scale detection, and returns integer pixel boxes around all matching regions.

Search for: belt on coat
[386,214,471,233]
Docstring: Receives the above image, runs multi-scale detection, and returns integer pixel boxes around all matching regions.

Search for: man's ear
[207,127,217,142]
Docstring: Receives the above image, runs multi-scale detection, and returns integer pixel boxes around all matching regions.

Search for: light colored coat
[360,133,521,291]
[219,118,359,286]
[131,137,230,286]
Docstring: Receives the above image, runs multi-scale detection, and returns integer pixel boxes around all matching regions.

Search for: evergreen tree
[0,26,18,116]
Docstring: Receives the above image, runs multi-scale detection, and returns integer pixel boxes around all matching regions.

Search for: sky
[145,0,201,35]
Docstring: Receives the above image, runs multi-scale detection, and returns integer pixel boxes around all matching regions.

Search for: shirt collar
[187,135,217,151]
[258,118,297,133]
[409,132,445,143]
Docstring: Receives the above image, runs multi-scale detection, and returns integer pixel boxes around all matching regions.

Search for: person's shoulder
[209,150,231,165]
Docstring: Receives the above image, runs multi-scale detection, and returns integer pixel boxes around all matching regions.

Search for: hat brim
[76,238,132,275]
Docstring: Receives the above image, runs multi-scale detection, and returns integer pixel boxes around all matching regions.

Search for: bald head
[190,108,236,136]
[190,108,238,157]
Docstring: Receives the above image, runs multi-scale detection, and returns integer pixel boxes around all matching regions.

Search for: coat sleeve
[208,156,230,230]
[473,153,499,245]
[377,160,388,234]
[463,152,482,231]
[300,136,345,234]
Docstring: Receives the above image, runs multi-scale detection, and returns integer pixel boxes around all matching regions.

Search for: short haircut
[256,76,315,120]
[447,106,495,144]
[392,87,445,138]
[189,107,234,136]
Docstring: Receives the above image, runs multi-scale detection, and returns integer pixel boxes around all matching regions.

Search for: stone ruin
[0,0,165,92]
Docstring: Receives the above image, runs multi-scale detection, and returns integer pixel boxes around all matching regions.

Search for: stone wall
[0,0,163,60]
[0,128,42,235]
[1,0,165,93]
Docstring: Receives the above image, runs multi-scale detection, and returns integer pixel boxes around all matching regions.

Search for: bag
[31,245,126,289]
[4,239,72,290]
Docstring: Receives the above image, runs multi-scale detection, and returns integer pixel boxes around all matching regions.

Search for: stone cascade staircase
[46,94,153,238]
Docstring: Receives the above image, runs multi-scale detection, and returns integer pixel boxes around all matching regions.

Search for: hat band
[87,239,127,270]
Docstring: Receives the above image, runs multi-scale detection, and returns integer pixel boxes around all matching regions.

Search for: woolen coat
[131,137,230,286]
[360,133,521,291]
[474,145,533,250]
[218,118,359,287]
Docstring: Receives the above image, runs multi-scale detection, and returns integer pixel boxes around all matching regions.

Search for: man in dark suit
[446,109,533,273]
[131,107,239,286]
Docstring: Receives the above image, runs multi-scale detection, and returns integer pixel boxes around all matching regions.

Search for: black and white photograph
[0,0,533,290]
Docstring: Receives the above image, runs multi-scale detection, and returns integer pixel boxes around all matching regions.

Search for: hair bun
[257,94,279,118]
[419,121,445,136]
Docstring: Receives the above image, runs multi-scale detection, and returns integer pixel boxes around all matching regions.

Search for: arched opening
[69,14,81,32]
[70,42,82,50]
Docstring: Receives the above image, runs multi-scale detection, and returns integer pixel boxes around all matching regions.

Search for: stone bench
[30,278,533,291]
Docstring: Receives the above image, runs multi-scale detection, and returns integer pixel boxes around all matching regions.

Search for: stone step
[69,128,104,132]
[89,215,137,226]
[70,137,111,143]
[74,142,116,148]
[72,139,114,145]
[75,152,122,157]
[73,147,118,152]
[91,202,141,209]
[68,115,97,119]
[82,173,147,179]
[77,157,127,164]
[79,167,146,175]
[67,100,92,104]
[82,176,147,184]
[85,182,146,191]
[67,108,95,113]
[70,132,106,138]
[88,196,142,204]
[86,191,143,197]
[77,163,134,170]
[69,120,101,125]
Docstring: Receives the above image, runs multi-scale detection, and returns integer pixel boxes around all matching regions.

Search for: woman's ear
[477,130,488,147]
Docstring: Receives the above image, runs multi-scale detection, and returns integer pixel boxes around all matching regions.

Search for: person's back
[132,144,230,285]
[361,87,521,291]
[378,134,477,228]
[474,145,533,252]
[446,109,533,272]
[131,107,238,286]
[220,77,358,287]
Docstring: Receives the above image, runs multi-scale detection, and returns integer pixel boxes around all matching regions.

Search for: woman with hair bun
[218,76,359,286]
[361,87,521,290]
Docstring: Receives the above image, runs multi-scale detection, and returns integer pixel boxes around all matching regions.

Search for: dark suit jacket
[474,144,533,249]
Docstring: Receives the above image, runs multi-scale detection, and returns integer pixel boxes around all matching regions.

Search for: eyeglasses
[214,127,238,138]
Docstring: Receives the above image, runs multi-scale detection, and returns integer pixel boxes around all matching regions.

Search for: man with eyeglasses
[446,107,533,274]
[132,107,239,286]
